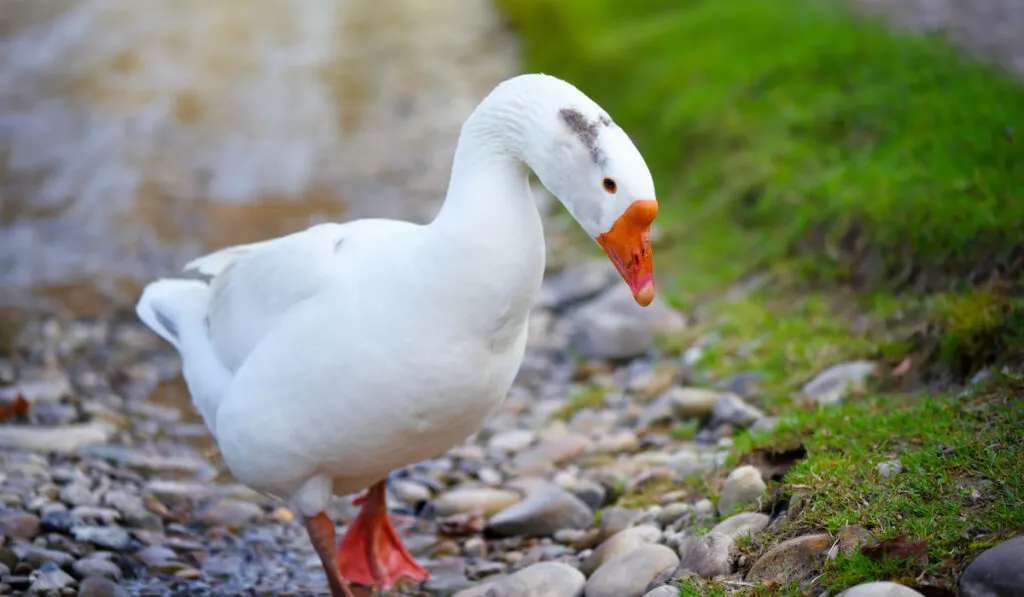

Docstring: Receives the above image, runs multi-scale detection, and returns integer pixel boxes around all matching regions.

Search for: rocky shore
[3,258,1018,597]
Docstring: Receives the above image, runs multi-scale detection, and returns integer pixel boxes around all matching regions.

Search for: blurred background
[0,1,1022,596]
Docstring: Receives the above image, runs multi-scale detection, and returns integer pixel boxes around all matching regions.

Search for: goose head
[524,84,659,306]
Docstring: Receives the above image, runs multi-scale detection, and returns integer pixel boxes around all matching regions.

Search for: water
[0,0,519,315]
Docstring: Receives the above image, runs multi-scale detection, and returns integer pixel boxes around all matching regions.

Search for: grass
[499,0,1024,593]
[734,372,1024,591]
[500,0,1024,300]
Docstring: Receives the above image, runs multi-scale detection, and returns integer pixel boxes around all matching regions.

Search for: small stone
[748,416,780,435]
[580,525,661,576]
[72,525,131,550]
[468,561,585,597]
[554,476,606,510]
[135,545,177,568]
[174,568,203,580]
[746,533,831,583]
[70,507,122,526]
[693,499,715,519]
[488,430,536,453]
[712,394,765,428]
[464,536,487,558]
[73,557,123,581]
[77,577,130,597]
[568,285,686,360]
[102,490,161,531]
[656,503,690,527]
[644,587,682,597]
[0,509,41,540]
[28,562,76,594]
[59,483,97,507]
[678,532,734,578]
[389,480,430,507]
[20,547,75,568]
[833,525,872,558]
[836,581,925,596]
[717,466,766,515]
[433,487,523,517]
[272,506,294,523]
[585,544,680,597]
[711,512,770,539]
[663,387,722,419]
[486,487,592,538]
[877,460,903,477]
[536,260,617,310]
[195,499,263,527]
[0,375,71,403]
[959,535,1024,597]
[800,361,878,405]
[0,422,114,453]
[595,507,640,543]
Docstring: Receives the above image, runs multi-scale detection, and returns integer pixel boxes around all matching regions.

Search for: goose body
[136,73,657,595]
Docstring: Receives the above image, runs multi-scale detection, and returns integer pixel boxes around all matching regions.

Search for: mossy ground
[499,0,1024,593]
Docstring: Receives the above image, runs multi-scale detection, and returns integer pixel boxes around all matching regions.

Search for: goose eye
[602,178,617,193]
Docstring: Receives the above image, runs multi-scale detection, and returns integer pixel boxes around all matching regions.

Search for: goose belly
[214,321,528,498]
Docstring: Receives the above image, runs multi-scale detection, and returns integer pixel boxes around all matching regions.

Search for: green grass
[734,372,1024,591]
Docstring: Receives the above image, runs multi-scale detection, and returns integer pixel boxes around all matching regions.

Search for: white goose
[135,73,658,596]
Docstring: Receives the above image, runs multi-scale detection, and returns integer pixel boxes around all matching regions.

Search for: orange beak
[596,200,658,306]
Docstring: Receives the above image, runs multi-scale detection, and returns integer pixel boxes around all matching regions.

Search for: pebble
[195,498,264,527]
[712,393,765,428]
[959,535,1024,597]
[717,466,766,515]
[19,546,75,568]
[568,285,686,359]
[433,487,524,517]
[0,422,115,453]
[0,375,72,403]
[487,429,537,453]
[800,360,878,404]
[710,512,770,539]
[0,509,41,540]
[644,586,682,597]
[456,561,585,597]
[836,582,926,596]
[746,533,832,582]
[877,459,903,477]
[28,562,76,593]
[595,507,640,543]
[585,544,680,597]
[72,525,132,550]
[73,557,123,581]
[678,532,734,578]
[580,524,661,576]
[536,260,617,310]
[77,577,131,597]
[486,486,592,538]
[59,482,97,507]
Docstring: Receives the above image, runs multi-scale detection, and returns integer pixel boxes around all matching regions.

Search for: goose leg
[305,513,355,597]
[336,480,430,589]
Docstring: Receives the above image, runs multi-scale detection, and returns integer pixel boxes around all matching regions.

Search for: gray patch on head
[559,108,612,166]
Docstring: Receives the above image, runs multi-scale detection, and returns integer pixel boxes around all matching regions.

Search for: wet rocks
[746,533,832,583]
[28,561,76,593]
[678,532,734,578]
[73,557,123,581]
[717,466,766,515]
[584,544,680,597]
[959,535,1024,597]
[486,486,592,538]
